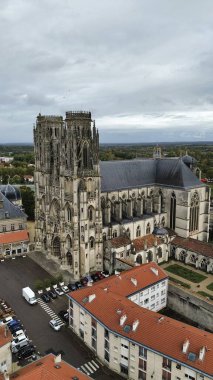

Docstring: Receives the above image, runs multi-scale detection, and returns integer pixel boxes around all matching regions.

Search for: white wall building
[67,264,213,380]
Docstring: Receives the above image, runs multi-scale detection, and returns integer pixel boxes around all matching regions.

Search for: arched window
[81,235,84,242]
[179,250,186,262]
[81,226,84,233]
[126,228,131,239]
[112,230,117,238]
[189,192,199,233]
[136,225,141,237]
[103,233,106,242]
[90,237,95,249]
[147,250,153,262]
[52,236,60,257]
[66,235,72,250]
[65,205,72,222]
[157,247,162,258]
[136,254,142,264]
[170,192,176,230]
[88,206,94,221]
[146,223,151,235]
[161,216,165,227]
[83,144,89,168]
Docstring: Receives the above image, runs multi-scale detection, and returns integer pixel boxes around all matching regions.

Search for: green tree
[20,186,35,220]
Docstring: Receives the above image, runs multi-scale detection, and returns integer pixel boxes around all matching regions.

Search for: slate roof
[100,158,204,192]
[0,192,27,220]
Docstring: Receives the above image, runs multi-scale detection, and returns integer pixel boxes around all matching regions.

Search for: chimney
[88,294,96,303]
[150,267,159,276]
[120,314,127,326]
[144,240,147,251]
[182,339,190,354]
[132,319,139,331]
[54,354,61,365]
[131,277,137,286]
[199,346,206,361]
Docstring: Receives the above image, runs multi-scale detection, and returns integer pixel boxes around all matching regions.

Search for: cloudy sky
[1,0,213,143]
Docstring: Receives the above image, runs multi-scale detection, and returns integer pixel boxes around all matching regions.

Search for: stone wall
[167,284,213,332]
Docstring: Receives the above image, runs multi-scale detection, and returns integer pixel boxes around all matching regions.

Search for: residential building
[1,353,91,380]
[0,191,29,257]
[0,326,12,375]
[67,264,213,380]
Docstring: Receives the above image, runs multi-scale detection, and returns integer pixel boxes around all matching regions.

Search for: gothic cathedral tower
[34,112,103,280]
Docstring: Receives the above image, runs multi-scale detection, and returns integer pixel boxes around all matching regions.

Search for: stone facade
[34,111,210,280]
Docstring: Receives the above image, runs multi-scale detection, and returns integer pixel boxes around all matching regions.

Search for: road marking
[91,360,99,369]
[79,360,100,375]
[37,298,64,326]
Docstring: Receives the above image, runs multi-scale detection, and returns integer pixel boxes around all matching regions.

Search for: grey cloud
[1,0,213,142]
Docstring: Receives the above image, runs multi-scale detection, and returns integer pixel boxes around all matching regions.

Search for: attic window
[187,352,196,362]
[123,325,131,333]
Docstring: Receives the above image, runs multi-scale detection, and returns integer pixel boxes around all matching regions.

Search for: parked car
[2,316,14,325]
[58,310,69,323]
[61,285,69,293]
[12,329,26,339]
[91,273,99,282]
[49,319,61,331]
[17,344,35,360]
[54,287,64,296]
[11,335,29,353]
[85,275,93,283]
[41,293,51,303]
[9,324,23,334]
[48,290,57,299]
[75,281,83,289]
[101,270,110,278]
[80,278,88,286]
[96,271,105,280]
[8,319,20,328]
[68,283,77,291]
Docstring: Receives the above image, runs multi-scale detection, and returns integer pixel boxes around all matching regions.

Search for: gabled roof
[0,230,29,244]
[100,158,204,192]
[0,192,27,220]
[9,353,91,380]
[172,236,213,258]
[110,236,131,248]
[69,284,213,377]
[133,234,162,253]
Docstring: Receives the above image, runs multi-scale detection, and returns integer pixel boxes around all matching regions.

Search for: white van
[11,335,29,353]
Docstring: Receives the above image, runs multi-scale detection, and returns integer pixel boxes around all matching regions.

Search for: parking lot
[0,256,122,379]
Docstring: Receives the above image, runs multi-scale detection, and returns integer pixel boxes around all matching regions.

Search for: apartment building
[68,264,213,380]
[0,326,12,375]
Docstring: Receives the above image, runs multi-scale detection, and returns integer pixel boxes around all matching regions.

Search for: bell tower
[34,111,103,280]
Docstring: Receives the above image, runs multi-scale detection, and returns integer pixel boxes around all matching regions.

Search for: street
[0,256,122,379]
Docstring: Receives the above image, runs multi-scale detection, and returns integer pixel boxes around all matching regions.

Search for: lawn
[206,282,213,291]
[165,264,207,283]
[197,291,213,301]
[169,276,191,289]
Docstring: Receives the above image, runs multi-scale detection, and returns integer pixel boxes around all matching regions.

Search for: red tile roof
[92,262,167,297]
[10,354,91,380]
[0,325,12,348]
[110,236,131,248]
[133,234,162,253]
[0,230,29,244]
[69,264,213,377]
[172,236,213,258]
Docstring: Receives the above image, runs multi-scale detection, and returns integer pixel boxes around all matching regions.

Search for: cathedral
[34,111,211,280]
